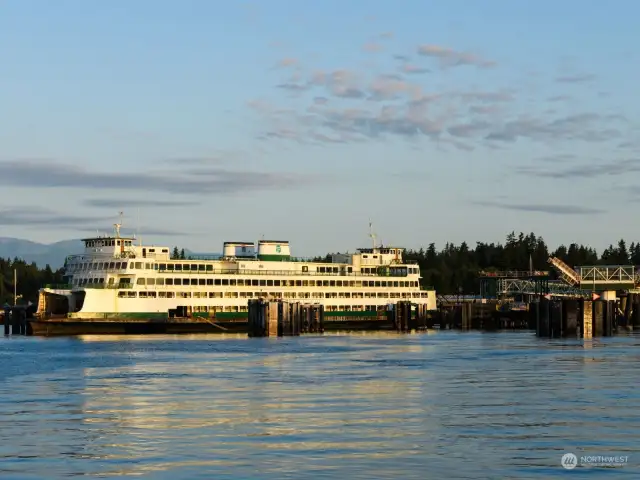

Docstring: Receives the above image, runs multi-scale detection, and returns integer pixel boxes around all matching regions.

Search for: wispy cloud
[0,159,317,194]
[556,73,596,83]
[474,200,604,215]
[275,57,298,68]
[399,64,430,75]
[85,199,200,209]
[485,113,626,143]
[515,158,640,179]
[416,44,496,68]
[362,42,383,53]
[0,206,114,227]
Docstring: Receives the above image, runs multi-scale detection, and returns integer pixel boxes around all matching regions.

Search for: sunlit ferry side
[37,223,437,321]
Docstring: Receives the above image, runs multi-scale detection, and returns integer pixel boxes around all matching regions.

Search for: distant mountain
[0,238,83,269]
[0,238,220,269]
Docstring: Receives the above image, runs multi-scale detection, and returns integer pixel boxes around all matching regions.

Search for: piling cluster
[620,293,640,328]
[3,305,29,336]
[387,301,431,331]
[531,298,635,338]
[247,299,324,337]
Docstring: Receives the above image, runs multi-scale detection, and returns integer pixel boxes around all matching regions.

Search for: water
[1,331,639,479]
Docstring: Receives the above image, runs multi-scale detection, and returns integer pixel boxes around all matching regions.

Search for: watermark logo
[561,453,577,470]
[561,452,629,469]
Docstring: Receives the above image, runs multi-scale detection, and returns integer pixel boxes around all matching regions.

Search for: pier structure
[477,270,585,300]
[548,257,639,300]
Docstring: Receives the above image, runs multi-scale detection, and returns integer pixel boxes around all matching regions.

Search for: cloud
[362,42,383,53]
[0,159,316,194]
[474,201,603,215]
[400,64,430,75]
[484,113,626,143]
[0,206,192,236]
[0,206,114,227]
[84,227,189,237]
[379,32,394,40]
[276,82,311,92]
[251,40,633,151]
[556,73,596,83]
[274,57,298,68]
[85,199,200,209]
[416,44,496,68]
[308,69,366,99]
[515,158,640,179]
[535,153,577,163]
[447,120,492,138]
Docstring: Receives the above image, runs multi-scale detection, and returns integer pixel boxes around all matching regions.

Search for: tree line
[6,232,640,304]
[402,232,640,294]
[1,257,64,305]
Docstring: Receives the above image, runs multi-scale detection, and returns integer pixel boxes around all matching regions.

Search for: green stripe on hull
[68,310,386,320]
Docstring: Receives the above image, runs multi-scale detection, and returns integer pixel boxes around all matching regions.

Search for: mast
[368,221,377,249]
[114,211,123,238]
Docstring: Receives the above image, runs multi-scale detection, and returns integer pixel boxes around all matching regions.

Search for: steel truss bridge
[478,270,590,298]
[478,259,639,299]
[548,257,639,290]
[496,278,591,298]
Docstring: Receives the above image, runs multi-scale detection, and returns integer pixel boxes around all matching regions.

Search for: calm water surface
[1,331,639,479]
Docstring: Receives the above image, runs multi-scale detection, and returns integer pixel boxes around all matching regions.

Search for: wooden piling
[18,309,26,335]
[393,301,411,332]
[267,302,279,337]
[537,298,550,337]
[248,299,305,337]
[581,300,593,339]
[602,300,614,336]
[632,296,640,329]
[3,305,10,335]
[561,299,578,337]
[592,300,604,337]
[549,300,562,338]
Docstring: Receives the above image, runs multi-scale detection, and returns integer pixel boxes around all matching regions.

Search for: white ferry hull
[36,228,437,329]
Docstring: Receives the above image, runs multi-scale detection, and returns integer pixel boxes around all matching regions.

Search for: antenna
[137,207,141,246]
[114,211,123,238]
[368,221,377,249]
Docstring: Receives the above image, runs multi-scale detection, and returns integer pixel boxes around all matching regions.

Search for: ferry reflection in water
[0,332,639,479]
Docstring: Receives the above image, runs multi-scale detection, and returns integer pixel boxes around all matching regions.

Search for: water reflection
[0,332,639,479]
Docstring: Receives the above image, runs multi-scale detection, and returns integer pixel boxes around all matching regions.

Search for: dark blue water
[1,331,638,479]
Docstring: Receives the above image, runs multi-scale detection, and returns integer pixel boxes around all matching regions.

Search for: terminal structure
[479,257,639,302]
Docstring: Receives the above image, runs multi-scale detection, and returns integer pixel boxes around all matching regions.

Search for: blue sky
[1,0,639,256]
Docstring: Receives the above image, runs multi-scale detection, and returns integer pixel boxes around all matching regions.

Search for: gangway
[548,257,581,286]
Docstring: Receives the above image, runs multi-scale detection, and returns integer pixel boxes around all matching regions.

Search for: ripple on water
[0,331,639,479]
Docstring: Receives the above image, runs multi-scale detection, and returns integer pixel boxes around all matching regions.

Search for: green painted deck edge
[257,254,291,261]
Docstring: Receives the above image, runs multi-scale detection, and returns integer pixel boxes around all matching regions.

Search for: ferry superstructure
[37,223,436,321]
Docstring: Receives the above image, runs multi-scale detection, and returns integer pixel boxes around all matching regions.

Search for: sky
[1,0,639,256]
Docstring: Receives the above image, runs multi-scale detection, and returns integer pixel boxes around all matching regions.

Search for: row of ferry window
[67,262,420,276]
[76,277,420,288]
[107,304,392,313]
[117,291,429,299]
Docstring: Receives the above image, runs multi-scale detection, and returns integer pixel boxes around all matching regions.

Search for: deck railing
[63,267,417,278]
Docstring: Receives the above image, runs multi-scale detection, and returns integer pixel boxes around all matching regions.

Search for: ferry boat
[36,221,437,326]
